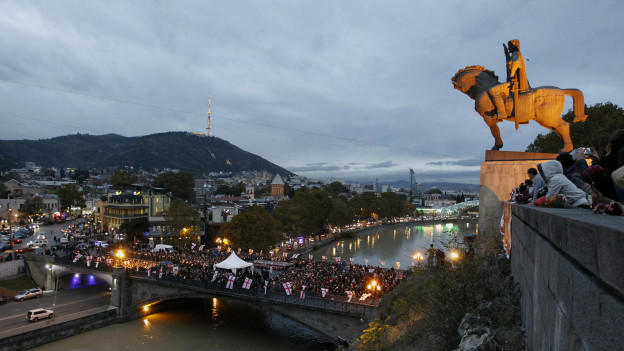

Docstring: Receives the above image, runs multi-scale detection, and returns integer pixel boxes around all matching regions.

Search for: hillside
[0,132,293,176]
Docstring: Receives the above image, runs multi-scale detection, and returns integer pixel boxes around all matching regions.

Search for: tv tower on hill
[206,96,212,137]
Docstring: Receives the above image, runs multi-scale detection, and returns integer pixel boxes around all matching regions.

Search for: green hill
[0,132,293,176]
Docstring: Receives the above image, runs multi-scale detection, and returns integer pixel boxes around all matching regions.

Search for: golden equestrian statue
[451,39,587,151]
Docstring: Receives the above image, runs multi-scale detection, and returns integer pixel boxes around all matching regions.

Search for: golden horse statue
[451,65,587,151]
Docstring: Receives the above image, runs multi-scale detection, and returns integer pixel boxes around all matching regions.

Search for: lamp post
[46,264,59,319]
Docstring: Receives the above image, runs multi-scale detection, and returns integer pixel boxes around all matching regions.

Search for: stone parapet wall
[510,205,624,351]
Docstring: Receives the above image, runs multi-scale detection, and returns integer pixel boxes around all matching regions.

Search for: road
[0,284,110,338]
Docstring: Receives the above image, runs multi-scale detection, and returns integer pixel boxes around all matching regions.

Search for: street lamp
[412,252,424,268]
[46,264,59,320]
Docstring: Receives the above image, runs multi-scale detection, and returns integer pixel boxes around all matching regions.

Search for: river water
[32,220,477,351]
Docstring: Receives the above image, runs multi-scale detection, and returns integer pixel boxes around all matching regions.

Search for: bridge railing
[51,256,114,273]
[129,270,375,315]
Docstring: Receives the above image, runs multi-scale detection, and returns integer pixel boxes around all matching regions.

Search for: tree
[70,168,90,184]
[221,205,281,252]
[23,196,45,217]
[0,183,8,198]
[274,188,330,236]
[526,102,624,155]
[57,184,85,213]
[427,188,442,195]
[164,199,201,247]
[152,171,195,201]
[324,181,349,198]
[328,198,355,228]
[110,170,137,190]
[119,217,150,244]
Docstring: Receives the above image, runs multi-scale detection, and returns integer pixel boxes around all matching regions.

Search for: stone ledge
[512,204,624,299]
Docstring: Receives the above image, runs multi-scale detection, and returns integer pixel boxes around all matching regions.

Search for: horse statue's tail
[562,89,587,123]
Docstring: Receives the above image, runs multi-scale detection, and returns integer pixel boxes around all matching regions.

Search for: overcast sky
[0,1,622,184]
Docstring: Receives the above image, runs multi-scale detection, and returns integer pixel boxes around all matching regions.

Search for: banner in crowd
[191,243,196,250]
[321,288,328,297]
[243,277,252,289]
[299,285,306,300]
[346,291,353,302]
[226,275,235,289]
[73,253,82,263]
[359,293,371,301]
[283,282,292,295]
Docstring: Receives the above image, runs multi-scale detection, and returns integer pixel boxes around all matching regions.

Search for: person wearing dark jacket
[556,152,590,195]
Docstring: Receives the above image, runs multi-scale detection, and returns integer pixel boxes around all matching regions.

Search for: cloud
[426,159,482,167]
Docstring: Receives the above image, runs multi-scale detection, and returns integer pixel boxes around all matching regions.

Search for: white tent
[214,252,253,274]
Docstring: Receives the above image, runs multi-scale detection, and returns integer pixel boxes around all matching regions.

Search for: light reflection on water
[312,220,478,269]
[33,299,335,351]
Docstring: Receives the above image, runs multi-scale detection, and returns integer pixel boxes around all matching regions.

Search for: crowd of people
[510,129,624,215]
[61,245,407,302]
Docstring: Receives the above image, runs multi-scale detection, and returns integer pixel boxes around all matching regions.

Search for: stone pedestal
[478,150,558,240]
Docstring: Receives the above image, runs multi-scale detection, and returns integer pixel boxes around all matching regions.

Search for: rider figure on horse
[487,39,531,123]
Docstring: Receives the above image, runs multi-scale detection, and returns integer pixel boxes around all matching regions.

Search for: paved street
[0,284,110,338]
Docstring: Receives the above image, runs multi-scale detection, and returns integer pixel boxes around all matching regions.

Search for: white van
[152,244,174,253]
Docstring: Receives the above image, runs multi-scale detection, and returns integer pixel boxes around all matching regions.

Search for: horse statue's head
[452,66,499,100]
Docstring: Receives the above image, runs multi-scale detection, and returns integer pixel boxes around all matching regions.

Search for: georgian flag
[198,244,205,251]
[322,256,326,261]
[283,252,288,258]
[335,257,341,263]
[86,256,92,267]
[159,266,163,278]
[211,271,218,282]
[226,275,235,289]
[191,243,196,250]
[309,254,313,261]
[283,282,293,296]
[73,253,82,263]
[359,293,371,301]
[299,285,306,300]
[264,280,269,295]
[321,288,329,297]
[380,260,386,266]
[242,277,252,289]
[95,257,100,268]
[350,258,354,264]
[346,291,354,302]
[106,258,112,266]
[292,253,299,258]
[396,261,400,269]
[172,266,178,276]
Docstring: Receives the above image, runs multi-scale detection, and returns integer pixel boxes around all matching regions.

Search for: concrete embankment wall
[0,259,26,281]
[0,309,117,351]
[510,205,624,351]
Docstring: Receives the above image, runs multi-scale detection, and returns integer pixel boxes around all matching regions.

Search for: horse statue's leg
[482,115,504,150]
[563,89,588,123]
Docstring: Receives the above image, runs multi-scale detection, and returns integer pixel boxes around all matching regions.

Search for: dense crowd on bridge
[59,245,407,301]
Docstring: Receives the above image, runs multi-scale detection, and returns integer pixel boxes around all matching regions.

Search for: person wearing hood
[538,160,590,208]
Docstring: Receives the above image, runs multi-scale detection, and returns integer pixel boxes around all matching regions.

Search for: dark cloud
[0,1,621,184]
[426,159,482,167]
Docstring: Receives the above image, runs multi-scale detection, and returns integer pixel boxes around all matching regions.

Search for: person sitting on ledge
[537,160,590,208]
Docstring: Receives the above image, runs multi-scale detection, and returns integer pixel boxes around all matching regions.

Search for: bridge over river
[25,254,379,345]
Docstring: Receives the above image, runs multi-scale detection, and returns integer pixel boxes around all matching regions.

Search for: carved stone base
[478,150,558,241]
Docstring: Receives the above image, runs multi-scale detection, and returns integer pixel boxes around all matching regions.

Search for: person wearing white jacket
[538,160,590,208]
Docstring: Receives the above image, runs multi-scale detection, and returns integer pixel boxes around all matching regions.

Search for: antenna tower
[206,96,212,137]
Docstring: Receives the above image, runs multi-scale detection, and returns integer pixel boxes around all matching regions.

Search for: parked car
[94,241,109,248]
[74,243,90,251]
[35,234,46,240]
[60,237,69,244]
[27,239,48,248]
[14,288,43,301]
[15,247,35,254]
[12,238,23,244]
[26,308,53,322]
[12,232,27,239]
[0,295,6,304]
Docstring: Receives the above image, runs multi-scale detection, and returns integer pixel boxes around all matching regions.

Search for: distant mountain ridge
[0,132,293,176]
